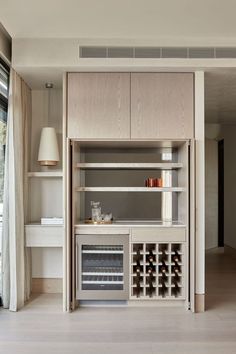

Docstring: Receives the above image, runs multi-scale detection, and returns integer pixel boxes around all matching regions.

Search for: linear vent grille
[188,47,215,58]
[79,46,236,59]
[162,47,188,58]
[134,47,161,58]
[107,47,134,58]
[80,47,107,58]
[215,47,236,58]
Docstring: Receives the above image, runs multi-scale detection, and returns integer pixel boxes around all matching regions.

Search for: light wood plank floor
[1,247,236,354]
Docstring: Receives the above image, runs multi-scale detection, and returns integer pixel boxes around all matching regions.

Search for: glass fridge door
[81,245,124,291]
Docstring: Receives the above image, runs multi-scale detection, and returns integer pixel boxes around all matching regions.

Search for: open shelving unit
[72,141,189,224]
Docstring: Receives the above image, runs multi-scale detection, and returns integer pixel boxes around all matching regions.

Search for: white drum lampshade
[38,127,59,166]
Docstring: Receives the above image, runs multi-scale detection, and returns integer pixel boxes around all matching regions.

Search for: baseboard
[195,293,205,312]
[32,278,62,294]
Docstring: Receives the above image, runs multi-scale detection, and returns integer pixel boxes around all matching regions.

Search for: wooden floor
[1,247,236,354]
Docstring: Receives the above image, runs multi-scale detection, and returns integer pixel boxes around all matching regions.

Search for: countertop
[75,220,186,228]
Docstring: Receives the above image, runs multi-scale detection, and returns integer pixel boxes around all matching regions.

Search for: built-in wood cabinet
[67,72,194,140]
[131,73,194,139]
[67,73,130,139]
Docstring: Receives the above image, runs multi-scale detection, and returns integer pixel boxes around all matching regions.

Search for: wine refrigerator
[76,234,129,300]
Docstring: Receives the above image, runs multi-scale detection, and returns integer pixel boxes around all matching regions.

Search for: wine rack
[130,242,185,300]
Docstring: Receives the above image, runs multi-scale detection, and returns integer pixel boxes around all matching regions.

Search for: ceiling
[2,0,236,124]
[1,0,236,43]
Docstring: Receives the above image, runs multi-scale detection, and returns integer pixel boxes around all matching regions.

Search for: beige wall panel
[32,278,62,294]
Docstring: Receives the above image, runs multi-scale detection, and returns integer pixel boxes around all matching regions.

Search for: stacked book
[41,217,63,225]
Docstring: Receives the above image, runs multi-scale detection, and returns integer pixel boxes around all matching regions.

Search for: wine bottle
[147,255,154,264]
[135,284,141,298]
[159,278,167,288]
[173,265,180,274]
[147,264,155,274]
[160,261,168,274]
[135,277,141,287]
[146,276,153,286]
[173,255,180,263]
[134,261,141,274]
[148,249,154,256]
[172,279,179,288]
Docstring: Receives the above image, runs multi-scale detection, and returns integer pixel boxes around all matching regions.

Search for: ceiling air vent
[188,47,215,58]
[216,48,236,58]
[80,46,107,58]
[162,47,188,58]
[107,47,134,58]
[134,47,161,58]
[79,46,236,59]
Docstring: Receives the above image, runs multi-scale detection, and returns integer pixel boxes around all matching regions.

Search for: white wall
[32,248,62,278]
[222,125,236,249]
[205,138,218,250]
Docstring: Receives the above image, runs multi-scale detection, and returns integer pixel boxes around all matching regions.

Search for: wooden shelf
[76,163,183,170]
[28,171,63,178]
[76,187,185,192]
[25,224,63,247]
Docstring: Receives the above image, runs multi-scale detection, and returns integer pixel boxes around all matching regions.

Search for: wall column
[195,71,205,312]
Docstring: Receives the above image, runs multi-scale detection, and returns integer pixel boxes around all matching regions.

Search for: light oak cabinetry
[67,72,194,140]
[131,73,194,139]
[67,73,130,139]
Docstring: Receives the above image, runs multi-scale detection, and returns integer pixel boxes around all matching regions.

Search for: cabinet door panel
[131,73,194,139]
[68,73,130,139]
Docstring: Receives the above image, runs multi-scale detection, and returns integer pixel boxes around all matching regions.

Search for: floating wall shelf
[25,224,63,247]
[76,163,183,170]
[28,171,63,178]
[76,187,185,192]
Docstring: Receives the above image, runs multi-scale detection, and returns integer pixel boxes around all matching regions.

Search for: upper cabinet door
[67,73,130,139]
[131,73,194,139]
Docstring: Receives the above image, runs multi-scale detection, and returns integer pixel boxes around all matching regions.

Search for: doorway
[218,139,224,247]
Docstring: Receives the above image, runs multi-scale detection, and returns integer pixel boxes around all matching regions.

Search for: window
[0,61,9,218]
[0,59,9,303]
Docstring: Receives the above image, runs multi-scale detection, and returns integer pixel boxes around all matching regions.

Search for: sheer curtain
[1,69,31,311]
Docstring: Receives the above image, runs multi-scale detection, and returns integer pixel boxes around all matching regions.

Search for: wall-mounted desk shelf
[75,187,185,192]
[76,163,183,170]
[25,224,63,247]
[27,171,63,178]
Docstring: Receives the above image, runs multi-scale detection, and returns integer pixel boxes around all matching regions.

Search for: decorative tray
[84,219,113,225]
